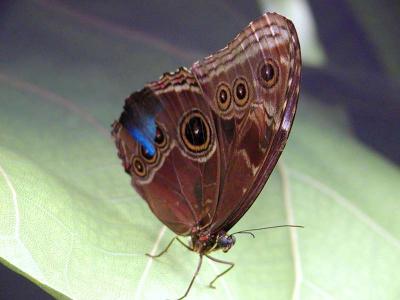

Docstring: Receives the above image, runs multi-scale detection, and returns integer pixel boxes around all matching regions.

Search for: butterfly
[112,12,301,299]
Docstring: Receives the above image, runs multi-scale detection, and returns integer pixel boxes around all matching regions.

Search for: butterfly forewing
[191,13,301,232]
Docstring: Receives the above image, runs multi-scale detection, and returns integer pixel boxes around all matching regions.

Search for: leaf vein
[278,162,303,300]
[134,226,167,300]
[288,168,400,250]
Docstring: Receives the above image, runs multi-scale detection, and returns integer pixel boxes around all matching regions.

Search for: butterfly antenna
[231,231,256,238]
[230,224,304,238]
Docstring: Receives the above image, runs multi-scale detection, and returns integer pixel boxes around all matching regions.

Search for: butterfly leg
[205,254,235,289]
[177,255,203,300]
[146,236,192,258]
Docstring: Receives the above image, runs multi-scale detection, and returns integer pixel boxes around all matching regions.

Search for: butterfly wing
[112,68,222,235]
[112,13,301,236]
[191,13,301,233]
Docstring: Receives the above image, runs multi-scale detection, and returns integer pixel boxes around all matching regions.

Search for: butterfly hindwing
[112,68,221,235]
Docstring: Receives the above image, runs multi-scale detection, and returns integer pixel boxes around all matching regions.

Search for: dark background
[0,0,398,299]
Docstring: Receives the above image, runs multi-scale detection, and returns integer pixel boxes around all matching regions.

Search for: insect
[112,12,301,299]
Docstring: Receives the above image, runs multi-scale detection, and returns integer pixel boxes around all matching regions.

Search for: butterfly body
[112,12,301,299]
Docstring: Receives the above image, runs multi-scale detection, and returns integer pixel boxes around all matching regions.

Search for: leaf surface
[0,1,399,300]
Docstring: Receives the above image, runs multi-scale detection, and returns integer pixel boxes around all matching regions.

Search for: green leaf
[1,2,399,300]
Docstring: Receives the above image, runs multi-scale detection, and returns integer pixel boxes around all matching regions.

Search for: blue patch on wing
[128,115,156,156]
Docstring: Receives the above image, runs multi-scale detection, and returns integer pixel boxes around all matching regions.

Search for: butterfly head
[216,233,236,253]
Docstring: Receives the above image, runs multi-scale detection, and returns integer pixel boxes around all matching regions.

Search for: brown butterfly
[112,12,301,299]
